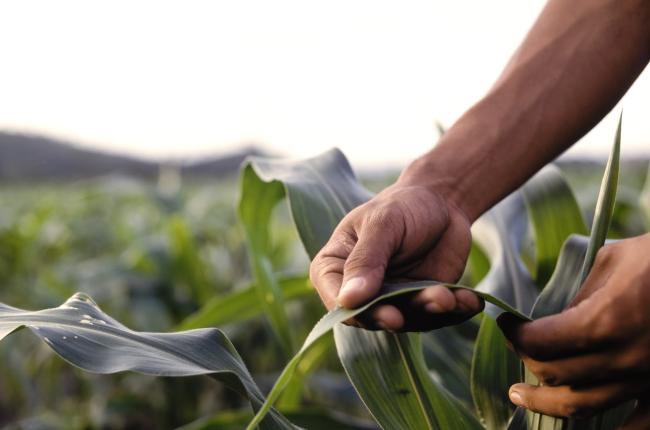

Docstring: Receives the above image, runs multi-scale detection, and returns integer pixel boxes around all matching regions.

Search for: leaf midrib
[394,333,434,430]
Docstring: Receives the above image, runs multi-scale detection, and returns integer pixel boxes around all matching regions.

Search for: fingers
[412,286,483,314]
[337,211,401,308]
[362,286,482,332]
[508,380,647,419]
[521,351,627,387]
[497,299,608,360]
[309,227,354,310]
[453,288,484,314]
[310,188,478,331]
[372,305,404,331]
[412,285,458,313]
[404,209,471,283]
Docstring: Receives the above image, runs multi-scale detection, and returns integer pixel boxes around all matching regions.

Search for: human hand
[309,181,484,332]
[498,234,650,427]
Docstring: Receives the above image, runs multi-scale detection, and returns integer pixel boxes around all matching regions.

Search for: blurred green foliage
[0,158,647,429]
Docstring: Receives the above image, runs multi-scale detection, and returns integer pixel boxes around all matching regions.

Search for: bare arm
[403,0,650,221]
[310,0,650,332]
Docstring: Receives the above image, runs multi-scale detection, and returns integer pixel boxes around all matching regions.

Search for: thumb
[337,217,397,308]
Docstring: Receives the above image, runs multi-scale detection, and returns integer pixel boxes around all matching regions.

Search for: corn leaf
[469,165,586,430]
[334,326,482,430]
[470,192,538,430]
[246,279,527,429]
[521,165,588,285]
[578,116,620,285]
[472,193,538,317]
[177,275,311,330]
[239,166,296,354]
[243,148,531,430]
[0,293,299,430]
[276,332,335,409]
[421,325,475,406]
[525,114,627,429]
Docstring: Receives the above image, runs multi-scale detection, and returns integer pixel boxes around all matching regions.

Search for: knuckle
[366,203,403,231]
[309,255,340,287]
[591,306,622,343]
[594,245,615,267]
[343,252,386,273]
[308,259,325,287]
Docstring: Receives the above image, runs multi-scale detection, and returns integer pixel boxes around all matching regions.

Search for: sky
[0,0,648,169]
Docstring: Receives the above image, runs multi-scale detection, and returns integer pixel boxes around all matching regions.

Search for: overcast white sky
[0,0,648,168]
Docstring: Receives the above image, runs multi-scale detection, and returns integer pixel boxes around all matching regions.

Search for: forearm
[401,0,650,221]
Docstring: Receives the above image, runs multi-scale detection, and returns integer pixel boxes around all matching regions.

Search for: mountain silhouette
[0,132,267,181]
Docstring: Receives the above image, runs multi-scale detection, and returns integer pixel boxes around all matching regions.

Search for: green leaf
[334,326,482,430]
[276,332,335,409]
[578,115,621,284]
[525,114,626,430]
[472,193,538,317]
[530,235,589,319]
[521,165,588,285]
[243,149,373,259]
[177,275,311,330]
[0,293,299,430]
[421,325,475,406]
[471,315,520,430]
[470,193,538,430]
[242,148,542,430]
[246,280,507,430]
[239,165,296,354]
[471,156,597,430]
[167,215,215,304]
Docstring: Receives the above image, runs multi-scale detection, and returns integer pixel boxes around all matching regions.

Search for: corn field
[1,121,649,429]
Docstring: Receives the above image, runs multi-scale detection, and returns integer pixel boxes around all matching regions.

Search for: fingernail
[425,301,444,313]
[338,277,365,302]
[509,389,524,407]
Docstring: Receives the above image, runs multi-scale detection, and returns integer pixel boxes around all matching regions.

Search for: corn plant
[0,117,637,429]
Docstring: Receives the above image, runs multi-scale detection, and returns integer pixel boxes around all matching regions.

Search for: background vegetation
[0,143,648,429]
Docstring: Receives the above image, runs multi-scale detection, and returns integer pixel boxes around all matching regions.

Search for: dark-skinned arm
[309,0,650,338]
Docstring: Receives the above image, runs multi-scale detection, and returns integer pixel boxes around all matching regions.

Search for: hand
[498,234,650,427]
[309,181,484,332]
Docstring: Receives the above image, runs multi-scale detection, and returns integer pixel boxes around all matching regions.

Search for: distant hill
[181,145,269,178]
[0,132,267,181]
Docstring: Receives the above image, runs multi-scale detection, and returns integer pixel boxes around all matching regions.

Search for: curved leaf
[525,114,627,430]
[243,148,535,430]
[243,149,481,430]
[247,280,526,429]
[0,293,298,430]
[334,326,482,430]
[177,275,311,330]
[239,166,295,354]
[472,193,538,317]
[470,192,537,430]
[521,165,588,285]
[421,325,475,405]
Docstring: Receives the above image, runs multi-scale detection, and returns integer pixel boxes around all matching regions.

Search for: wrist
[396,116,497,222]
[396,157,476,222]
